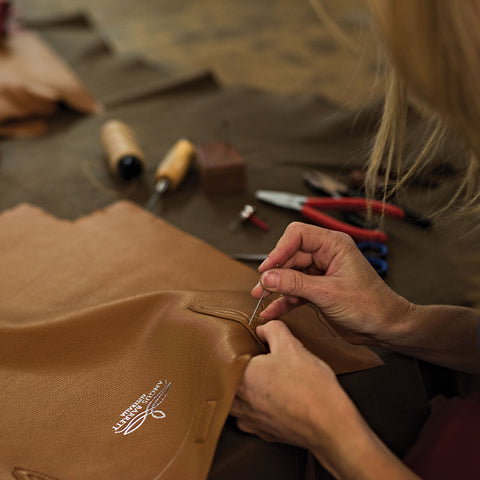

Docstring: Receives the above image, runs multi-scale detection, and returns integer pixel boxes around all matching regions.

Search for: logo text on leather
[112,379,171,435]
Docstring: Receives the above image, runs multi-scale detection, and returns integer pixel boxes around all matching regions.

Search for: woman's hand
[231,320,422,479]
[251,222,413,345]
[230,320,353,451]
[231,321,421,479]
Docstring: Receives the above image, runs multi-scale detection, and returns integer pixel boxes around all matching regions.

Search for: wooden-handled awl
[146,138,195,210]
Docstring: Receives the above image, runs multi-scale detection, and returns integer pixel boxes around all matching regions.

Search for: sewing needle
[248,290,266,326]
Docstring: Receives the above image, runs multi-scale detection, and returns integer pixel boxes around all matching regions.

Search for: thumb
[260,268,322,303]
[256,320,301,353]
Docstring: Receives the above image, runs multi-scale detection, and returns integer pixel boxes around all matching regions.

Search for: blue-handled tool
[356,241,388,277]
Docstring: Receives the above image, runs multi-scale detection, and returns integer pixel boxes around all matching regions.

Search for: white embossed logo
[112,379,171,435]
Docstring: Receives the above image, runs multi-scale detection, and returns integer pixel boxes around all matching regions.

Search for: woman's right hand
[251,222,414,346]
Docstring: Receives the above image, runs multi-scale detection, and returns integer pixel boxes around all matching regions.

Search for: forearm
[310,397,420,480]
[380,303,480,374]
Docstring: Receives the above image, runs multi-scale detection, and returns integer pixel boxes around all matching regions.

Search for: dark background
[17,0,381,107]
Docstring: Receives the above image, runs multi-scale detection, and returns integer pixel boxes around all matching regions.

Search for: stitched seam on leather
[11,467,60,480]
[186,304,266,347]
[188,305,249,322]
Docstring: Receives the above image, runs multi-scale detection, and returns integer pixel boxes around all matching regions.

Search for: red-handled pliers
[255,190,405,242]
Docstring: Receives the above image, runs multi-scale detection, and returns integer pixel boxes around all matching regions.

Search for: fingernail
[262,270,279,289]
[251,281,261,293]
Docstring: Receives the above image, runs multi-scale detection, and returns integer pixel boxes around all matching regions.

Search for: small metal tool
[248,290,267,326]
[231,253,268,262]
[228,204,270,232]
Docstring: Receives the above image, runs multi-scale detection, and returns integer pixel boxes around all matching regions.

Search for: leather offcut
[0,30,101,138]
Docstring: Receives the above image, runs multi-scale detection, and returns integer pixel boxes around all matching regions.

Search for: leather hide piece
[0,30,101,138]
[0,201,382,479]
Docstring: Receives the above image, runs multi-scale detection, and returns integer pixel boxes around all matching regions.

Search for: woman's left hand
[230,321,421,480]
[230,320,354,452]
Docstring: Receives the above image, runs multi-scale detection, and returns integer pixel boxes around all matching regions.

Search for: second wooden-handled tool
[146,138,195,210]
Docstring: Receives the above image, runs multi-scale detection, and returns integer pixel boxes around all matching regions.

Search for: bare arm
[381,303,480,373]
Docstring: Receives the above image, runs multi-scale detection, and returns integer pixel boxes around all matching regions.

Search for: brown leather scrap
[0,30,101,137]
[0,201,382,479]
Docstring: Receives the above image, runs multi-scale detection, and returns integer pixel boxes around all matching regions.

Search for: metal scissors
[356,241,388,277]
[255,190,405,243]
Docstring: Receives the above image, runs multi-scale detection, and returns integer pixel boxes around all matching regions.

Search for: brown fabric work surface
[0,201,380,480]
[0,11,476,479]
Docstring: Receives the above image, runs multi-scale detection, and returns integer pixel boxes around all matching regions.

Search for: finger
[258,222,331,273]
[260,268,329,305]
[259,250,317,274]
[250,281,272,298]
[257,222,310,272]
[284,294,301,304]
[240,424,280,443]
[235,418,255,434]
[256,320,301,353]
[259,295,306,319]
[229,396,245,417]
[236,419,280,443]
[260,223,359,276]
[258,432,282,443]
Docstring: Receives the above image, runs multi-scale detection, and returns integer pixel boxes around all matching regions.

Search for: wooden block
[196,141,247,195]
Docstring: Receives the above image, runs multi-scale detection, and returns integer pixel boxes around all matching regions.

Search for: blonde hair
[365,0,480,213]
